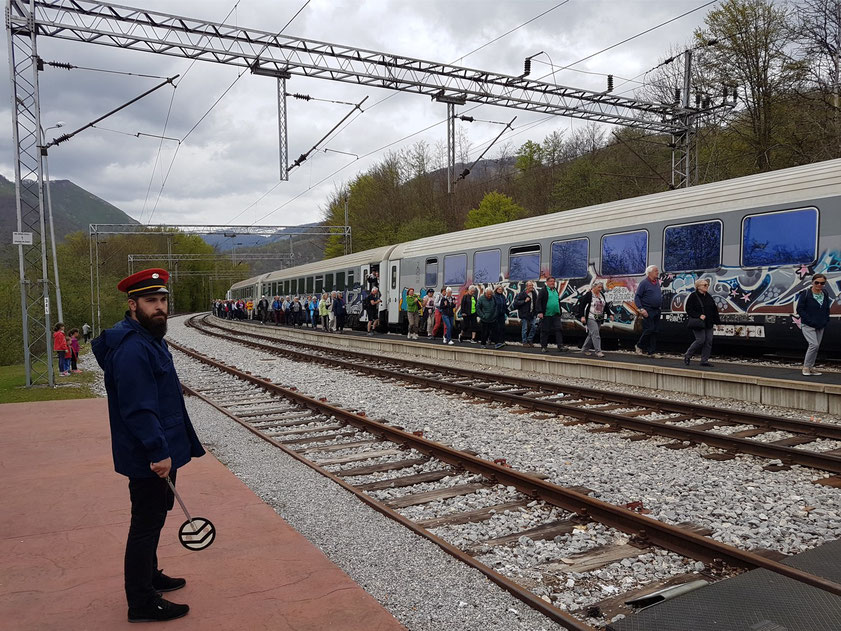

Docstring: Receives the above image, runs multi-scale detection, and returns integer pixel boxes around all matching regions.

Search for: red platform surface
[0,398,406,631]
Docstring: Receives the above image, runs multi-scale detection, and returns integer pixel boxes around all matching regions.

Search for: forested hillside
[321,0,841,257]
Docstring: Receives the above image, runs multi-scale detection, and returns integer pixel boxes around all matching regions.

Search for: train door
[386,259,400,324]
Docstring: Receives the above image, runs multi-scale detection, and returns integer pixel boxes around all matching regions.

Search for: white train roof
[390,158,841,259]
[232,158,841,285]
[261,244,397,282]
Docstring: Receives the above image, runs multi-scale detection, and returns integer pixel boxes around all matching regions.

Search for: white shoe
[447,340,454,345]
[803,368,811,376]
[635,346,644,356]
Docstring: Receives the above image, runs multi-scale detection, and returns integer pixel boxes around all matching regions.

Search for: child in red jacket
[53,323,69,376]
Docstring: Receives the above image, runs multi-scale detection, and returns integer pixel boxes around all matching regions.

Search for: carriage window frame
[443,253,467,286]
[315,275,324,294]
[473,249,501,285]
[306,277,314,294]
[600,229,649,276]
[290,279,298,294]
[663,219,723,273]
[508,244,541,282]
[325,273,334,291]
[336,272,345,291]
[551,237,589,279]
[391,265,397,289]
[425,258,438,287]
[347,270,355,289]
[740,207,819,268]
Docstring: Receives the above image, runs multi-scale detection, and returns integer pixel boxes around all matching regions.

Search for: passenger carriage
[228,158,841,354]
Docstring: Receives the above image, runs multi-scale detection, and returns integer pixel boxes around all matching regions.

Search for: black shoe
[128,596,189,623]
[153,571,186,593]
[683,356,690,366]
[699,362,715,367]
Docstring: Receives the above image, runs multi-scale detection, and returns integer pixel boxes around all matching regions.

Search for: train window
[348,270,355,288]
[664,220,722,272]
[271,282,277,295]
[291,279,298,294]
[425,258,438,287]
[601,230,648,276]
[741,207,818,267]
[325,273,334,291]
[509,245,541,281]
[315,275,324,294]
[551,238,589,279]
[306,277,314,293]
[298,278,305,294]
[389,265,395,290]
[474,249,501,284]
[443,254,467,286]
[336,272,345,291]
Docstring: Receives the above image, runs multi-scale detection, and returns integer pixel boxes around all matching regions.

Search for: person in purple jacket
[634,265,663,357]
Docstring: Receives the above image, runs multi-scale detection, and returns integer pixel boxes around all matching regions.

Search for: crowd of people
[212,292,348,333]
[52,322,91,376]
[215,271,832,375]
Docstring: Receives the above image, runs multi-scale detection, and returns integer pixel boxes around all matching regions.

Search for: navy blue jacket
[797,289,831,330]
[634,277,663,312]
[493,292,509,321]
[92,315,205,478]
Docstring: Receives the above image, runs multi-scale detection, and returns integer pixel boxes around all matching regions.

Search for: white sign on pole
[12,231,33,245]
[44,296,50,315]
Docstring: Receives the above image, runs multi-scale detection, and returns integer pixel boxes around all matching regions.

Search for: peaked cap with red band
[117,268,170,297]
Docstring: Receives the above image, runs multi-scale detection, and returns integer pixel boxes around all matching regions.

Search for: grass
[0,350,98,404]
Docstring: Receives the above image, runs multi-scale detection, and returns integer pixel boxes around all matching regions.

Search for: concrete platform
[0,398,406,631]
[213,316,841,415]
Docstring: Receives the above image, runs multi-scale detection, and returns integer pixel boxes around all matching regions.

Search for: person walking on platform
[422,289,436,338]
[576,281,613,357]
[513,280,539,347]
[92,268,205,623]
[683,278,720,367]
[477,287,498,347]
[537,277,564,353]
[405,288,422,339]
[82,322,92,344]
[438,287,456,345]
[257,295,269,324]
[797,273,831,376]
[458,285,478,343]
[634,265,662,357]
[492,285,509,349]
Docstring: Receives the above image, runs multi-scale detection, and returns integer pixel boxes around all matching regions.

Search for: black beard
[136,307,168,338]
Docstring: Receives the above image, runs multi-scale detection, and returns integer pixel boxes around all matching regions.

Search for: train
[228,158,841,354]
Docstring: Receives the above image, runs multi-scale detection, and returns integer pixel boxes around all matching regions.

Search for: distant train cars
[228,158,841,353]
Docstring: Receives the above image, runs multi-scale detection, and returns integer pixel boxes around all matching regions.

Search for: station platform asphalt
[0,398,406,631]
[212,317,841,415]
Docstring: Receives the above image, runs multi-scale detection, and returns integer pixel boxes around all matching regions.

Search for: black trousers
[125,471,175,608]
[479,320,495,344]
[539,315,563,349]
[459,314,477,340]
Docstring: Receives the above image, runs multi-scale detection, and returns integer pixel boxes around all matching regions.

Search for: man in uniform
[92,268,205,623]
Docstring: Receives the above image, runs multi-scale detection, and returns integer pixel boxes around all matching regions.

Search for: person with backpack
[575,282,614,358]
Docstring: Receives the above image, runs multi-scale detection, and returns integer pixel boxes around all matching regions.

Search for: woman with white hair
[438,287,456,345]
[684,277,720,366]
[575,281,613,357]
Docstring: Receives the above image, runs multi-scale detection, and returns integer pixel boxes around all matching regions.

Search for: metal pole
[89,228,96,336]
[95,233,102,333]
[446,102,455,194]
[344,195,349,256]
[41,140,64,323]
[278,77,288,181]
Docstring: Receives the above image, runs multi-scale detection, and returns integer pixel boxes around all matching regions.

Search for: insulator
[290,93,312,101]
[607,74,614,92]
[458,115,475,123]
[674,88,681,104]
[523,58,532,77]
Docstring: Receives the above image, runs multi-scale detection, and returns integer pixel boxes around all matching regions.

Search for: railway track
[169,335,841,630]
[191,315,841,477]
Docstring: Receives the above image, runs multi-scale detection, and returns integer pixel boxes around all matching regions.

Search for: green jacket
[477,294,497,323]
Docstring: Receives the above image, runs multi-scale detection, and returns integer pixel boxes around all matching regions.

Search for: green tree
[464,192,525,229]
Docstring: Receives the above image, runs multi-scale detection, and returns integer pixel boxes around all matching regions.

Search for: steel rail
[203,316,841,440]
[169,337,841,599]
[192,316,841,473]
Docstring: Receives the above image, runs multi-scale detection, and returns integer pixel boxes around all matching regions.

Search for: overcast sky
[1,0,717,228]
